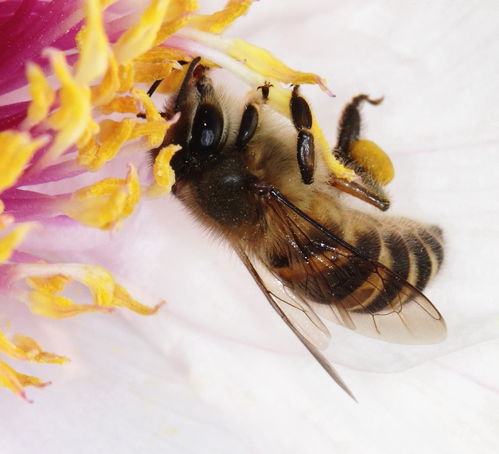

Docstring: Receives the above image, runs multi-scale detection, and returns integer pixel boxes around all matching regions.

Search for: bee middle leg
[290,85,315,185]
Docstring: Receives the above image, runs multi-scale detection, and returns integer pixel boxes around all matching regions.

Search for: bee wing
[305,264,446,345]
[235,246,357,401]
[262,188,446,344]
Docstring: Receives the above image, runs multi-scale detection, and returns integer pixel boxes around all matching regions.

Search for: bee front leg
[257,81,273,102]
[290,85,315,185]
[236,81,275,150]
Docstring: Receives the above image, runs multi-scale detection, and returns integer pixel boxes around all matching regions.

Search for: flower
[0,0,370,402]
[3,0,499,453]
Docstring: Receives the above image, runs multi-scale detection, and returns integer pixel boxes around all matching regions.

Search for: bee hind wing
[235,246,357,401]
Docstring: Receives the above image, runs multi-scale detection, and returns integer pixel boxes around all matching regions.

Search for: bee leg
[330,94,392,211]
[236,103,259,149]
[329,177,390,211]
[335,94,383,162]
[257,81,273,102]
[147,79,163,97]
[236,82,274,149]
[291,85,315,185]
[137,79,165,119]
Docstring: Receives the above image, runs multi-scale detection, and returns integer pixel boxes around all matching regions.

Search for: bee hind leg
[290,85,315,185]
[335,94,383,161]
[330,94,392,211]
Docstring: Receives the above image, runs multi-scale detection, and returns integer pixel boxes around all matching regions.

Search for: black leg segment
[291,86,315,185]
[236,103,259,149]
[335,94,383,162]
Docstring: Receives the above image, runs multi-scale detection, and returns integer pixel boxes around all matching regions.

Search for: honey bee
[151,57,446,399]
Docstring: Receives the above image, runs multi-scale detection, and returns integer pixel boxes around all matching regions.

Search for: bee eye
[190,104,223,156]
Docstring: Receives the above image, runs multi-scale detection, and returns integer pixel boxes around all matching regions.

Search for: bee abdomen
[397,225,444,290]
[269,218,444,314]
[353,222,444,313]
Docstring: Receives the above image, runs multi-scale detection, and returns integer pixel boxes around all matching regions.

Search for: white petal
[6,1,499,453]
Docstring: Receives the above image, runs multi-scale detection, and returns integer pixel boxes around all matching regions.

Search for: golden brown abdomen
[270,214,444,314]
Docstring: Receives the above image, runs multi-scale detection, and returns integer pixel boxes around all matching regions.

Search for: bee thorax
[194,154,260,227]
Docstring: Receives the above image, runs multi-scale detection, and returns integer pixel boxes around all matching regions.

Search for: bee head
[156,58,228,181]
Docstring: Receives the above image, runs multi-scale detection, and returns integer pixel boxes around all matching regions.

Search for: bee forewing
[254,257,330,350]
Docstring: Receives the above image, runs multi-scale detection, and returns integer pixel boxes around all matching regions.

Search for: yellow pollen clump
[350,139,395,186]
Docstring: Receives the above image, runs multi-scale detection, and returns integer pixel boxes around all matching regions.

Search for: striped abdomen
[270,214,444,314]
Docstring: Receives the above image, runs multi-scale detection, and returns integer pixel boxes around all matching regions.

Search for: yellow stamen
[0,332,68,364]
[25,63,55,127]
[78,119,135,171]
[0,359,49,401]
[153,144,181,192]
[129,120,169,147]
[75,118,100,149]
[29,289,112,319]
[131,87,163,121]
[134,60,179,84]
[155,0,199,43]
[118,62,136,93]
[26,272,111,318]
[0,223,33,264]
[136,46,191,64]
[156,64,189,94]
[113,0,170,64]
[112,284,162,315]
[165,0,199,18]
[74,0,109,85]
[27,274,71,293]
[229,39,326,86]
[350,139,395,185]
[91,55,121,106]
[0,132,48,193]
[99,95,140,115]
[63,165,140,230]
[17,263,160,317]
[43,50,93,166]
[188,0,252,33]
